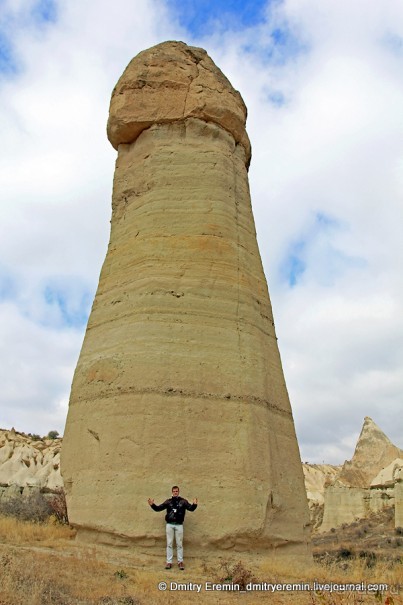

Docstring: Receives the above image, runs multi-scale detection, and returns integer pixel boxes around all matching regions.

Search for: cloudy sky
[0,0,402,463]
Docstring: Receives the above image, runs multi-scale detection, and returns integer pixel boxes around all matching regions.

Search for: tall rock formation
[337,416,403,488]
[61,41,311,557]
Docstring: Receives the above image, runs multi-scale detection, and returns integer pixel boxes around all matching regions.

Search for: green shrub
[28,434,42,441]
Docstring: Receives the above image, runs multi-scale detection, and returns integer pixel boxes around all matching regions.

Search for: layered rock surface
[61,41,311,557]
[107,42,251,164]
[2,414,401,534]
[302,464,340,530]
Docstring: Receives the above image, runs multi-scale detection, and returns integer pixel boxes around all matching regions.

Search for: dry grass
[0,514,75,545]
[0,515,401,605]
[0,546,141,605]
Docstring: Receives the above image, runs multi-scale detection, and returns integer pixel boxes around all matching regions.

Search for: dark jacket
[151,496,197,524]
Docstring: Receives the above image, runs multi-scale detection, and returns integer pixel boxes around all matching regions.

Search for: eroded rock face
[337,417,403,488]
[107,41,251,164]
[302,464,340,530]
[396,481,403,528]
[319,418,403,532]
[371,458,403,488]
[61,41,311,557]
[0,428,62,491]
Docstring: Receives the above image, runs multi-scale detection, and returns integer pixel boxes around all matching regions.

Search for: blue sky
[0,0,402,463]
[280,212,367,288]
[0,0,58,75]
[0,32,15,75]
[167,0,269,34]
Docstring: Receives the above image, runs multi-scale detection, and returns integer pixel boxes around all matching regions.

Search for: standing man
[148,485,198,570]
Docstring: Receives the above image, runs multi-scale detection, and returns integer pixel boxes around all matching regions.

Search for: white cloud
[192,0,403,461]
[0,0,401,461]
[0,0,183,435]
[0,301,81,433]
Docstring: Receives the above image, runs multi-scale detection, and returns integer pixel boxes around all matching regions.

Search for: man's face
[172,488,179,497]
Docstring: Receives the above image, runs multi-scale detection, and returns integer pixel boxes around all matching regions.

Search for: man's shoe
[178,561,185,570]
[165,563,172,569]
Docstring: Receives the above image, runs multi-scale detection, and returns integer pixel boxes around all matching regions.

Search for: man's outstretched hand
[148,498,155,506]
[192,498,198,505]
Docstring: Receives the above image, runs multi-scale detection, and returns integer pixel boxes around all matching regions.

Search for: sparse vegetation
[0,514,74,544]
[47,488,69,524]
[0,542,140,605]
[358,550,377,568]
[313,507,403,565]
[46,430,60,440]
[113,569,129,580]
[0,488,69,525]
[336,547,354,560]
[0,491,52,523]
[217,559,257,589]
[0,509,401,605]
[0,530,400,605]
[28,433,41,441]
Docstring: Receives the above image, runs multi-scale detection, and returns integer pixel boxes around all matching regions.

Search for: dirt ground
[0,510,401,605]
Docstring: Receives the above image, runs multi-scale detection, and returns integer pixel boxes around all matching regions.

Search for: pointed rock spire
[338,417,403,487]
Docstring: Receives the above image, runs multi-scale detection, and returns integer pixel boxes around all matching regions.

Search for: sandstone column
[61,41,311,557]
[395,480,403,529]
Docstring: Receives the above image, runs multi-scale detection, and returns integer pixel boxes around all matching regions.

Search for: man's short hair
[172,485,179,491]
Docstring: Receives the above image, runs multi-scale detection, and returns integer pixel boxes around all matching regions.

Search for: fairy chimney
[61,41,311,558]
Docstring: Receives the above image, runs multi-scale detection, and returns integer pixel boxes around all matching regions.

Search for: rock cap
[107,40,251,165]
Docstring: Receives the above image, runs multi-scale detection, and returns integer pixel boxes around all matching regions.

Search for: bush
[336,547,354,560]
[28,434,42,441]
[218,560,256,590]
[0,488,69,525]
[46,431,59,440]
[113,570,128,580]
[0,492,52,523]
[47,489,69,525]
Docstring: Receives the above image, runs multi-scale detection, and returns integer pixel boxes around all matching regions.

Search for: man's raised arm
[148,497,168,511]
[186,498,198,511]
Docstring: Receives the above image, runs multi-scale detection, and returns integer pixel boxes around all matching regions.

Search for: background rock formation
[337,416,403,488]
[312,417,403,532]
[0,428,62,492]
[302,463,340,530]
[61,41,311,557]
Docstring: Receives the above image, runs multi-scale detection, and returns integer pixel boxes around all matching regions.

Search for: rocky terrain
[312,506,402,564]
[0,428,62,501]
[303,417,403,533]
